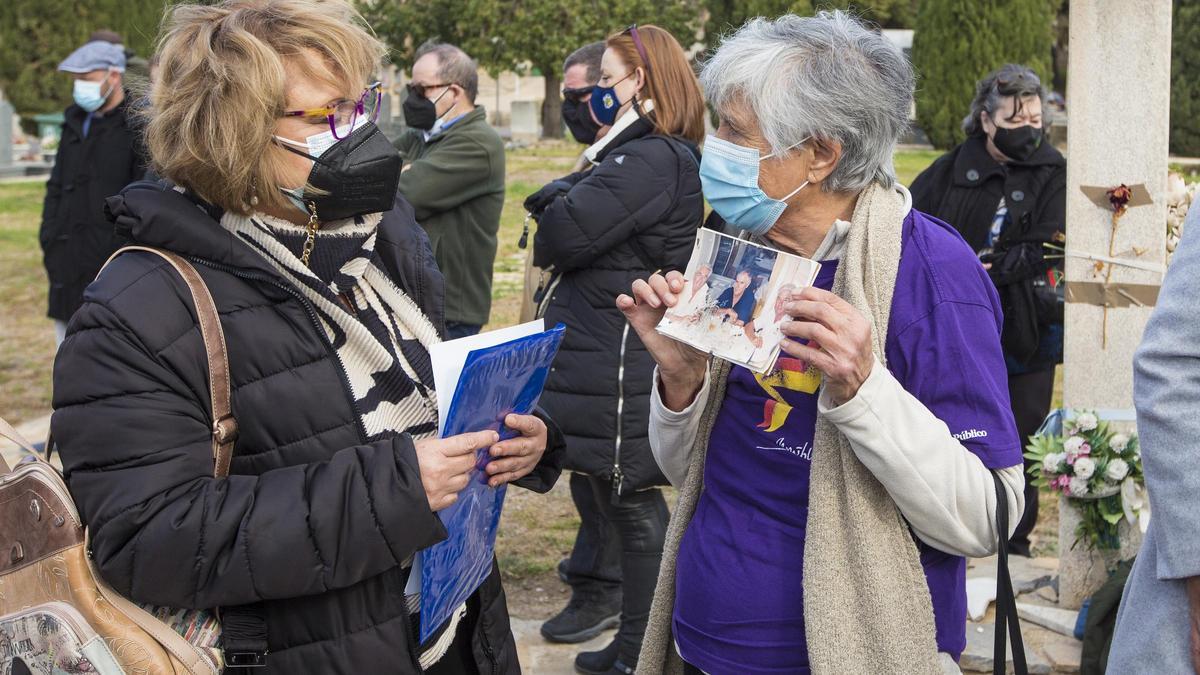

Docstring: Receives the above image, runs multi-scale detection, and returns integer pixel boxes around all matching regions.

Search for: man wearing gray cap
[40,39,147,344]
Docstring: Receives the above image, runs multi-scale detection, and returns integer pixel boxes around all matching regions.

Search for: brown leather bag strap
[0,416,39,474]
[100,246,238,478]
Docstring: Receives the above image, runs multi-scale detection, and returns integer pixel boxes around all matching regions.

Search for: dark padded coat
[40,95,148,321]
[532,117,703,495]
[911,133,1066,372]
[50,182,564,673]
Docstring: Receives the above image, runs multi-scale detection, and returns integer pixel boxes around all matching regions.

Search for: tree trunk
[541,71,562,139]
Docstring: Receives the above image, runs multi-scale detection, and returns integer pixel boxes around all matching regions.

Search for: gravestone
[0,100,13,170]
[510,100,541,143]
[1058,0,1170,608]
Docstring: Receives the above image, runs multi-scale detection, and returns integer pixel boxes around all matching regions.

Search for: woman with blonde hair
[50,1,563,672]
[524,24,705,675]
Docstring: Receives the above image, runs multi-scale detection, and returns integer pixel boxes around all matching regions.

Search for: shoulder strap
[992,471,1028,675]
[99,246,238,478]
[0,416,39,474]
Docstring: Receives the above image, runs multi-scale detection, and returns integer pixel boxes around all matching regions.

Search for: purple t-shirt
[673,210,1022,674]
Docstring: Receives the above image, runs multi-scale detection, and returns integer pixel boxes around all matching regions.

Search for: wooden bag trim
[83,531,220,674]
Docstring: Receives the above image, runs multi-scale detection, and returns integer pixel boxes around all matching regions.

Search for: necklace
[300,202,320,267]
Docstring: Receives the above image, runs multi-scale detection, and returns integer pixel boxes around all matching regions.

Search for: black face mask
[561,98,600,145]
[403,86,454,131]
[991,124,1043,162]
[281,121,402,221]
[402,94,437,131]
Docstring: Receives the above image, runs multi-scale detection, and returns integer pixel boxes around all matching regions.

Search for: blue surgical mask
[73,79,111,113]
[274,115,366,159]
[700,134,810,236]
[279,187,309,215]
[589,72,633,126]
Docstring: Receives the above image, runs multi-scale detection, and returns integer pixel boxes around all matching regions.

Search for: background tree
[911,0,1056,150]
[366,0,703,138]
[0,0,166,133]
[1171,0,1200,156]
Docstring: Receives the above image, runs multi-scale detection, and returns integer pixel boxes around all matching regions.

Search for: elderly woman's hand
[617,272,710,411]
[779,287,874,407]
[484,414,548,487]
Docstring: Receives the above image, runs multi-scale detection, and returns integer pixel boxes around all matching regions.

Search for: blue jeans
[445,322,483,340]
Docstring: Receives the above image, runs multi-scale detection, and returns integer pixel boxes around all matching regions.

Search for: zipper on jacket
[400,605,426,673]
[478,619,499,675]
[610,322,631,506]
[185,257,369,445]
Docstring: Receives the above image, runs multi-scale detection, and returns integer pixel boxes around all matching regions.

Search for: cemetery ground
[0,141,1065,669]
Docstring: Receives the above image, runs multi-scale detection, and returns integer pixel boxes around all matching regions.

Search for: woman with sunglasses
[524,24,704,675]
[49,1,563,672]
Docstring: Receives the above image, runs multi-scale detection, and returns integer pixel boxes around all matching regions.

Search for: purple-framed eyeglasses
[282,81,383,139]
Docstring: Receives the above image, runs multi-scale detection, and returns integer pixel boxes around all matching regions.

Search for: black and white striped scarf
[220,211,441,440]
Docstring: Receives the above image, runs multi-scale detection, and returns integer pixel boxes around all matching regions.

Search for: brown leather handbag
[0,247,237,674]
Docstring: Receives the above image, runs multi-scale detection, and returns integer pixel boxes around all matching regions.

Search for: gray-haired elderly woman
[616,12,1027,675]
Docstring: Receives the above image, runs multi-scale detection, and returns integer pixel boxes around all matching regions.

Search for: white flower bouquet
[1167,171,1197,262]
[1025,409,1148,550]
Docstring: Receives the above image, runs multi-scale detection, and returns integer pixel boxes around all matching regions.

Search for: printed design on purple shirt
[753,356,822,431]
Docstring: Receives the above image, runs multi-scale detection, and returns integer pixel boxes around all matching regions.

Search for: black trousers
[1006,367,1057,556]
[586,474,670,664]
[564,471,623,592]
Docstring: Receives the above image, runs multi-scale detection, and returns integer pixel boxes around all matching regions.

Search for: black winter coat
[532,117,703,494]
[910,134,1066,371]
[51,182,565,673]
[40,95,147,321]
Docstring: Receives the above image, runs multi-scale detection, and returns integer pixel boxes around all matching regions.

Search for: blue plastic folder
[418,324,566,643]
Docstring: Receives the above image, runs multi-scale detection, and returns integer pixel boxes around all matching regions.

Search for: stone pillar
[1058,0,1171,608]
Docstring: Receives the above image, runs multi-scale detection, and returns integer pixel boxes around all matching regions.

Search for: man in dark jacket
[395,41,504,339]
[911,64,1066,556]
[41,39,147,344]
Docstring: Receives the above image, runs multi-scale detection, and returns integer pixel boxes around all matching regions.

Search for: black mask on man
[991,124,1044,162]
[561,98,600,145]
[280,121,401,221]
[403,86,454,131]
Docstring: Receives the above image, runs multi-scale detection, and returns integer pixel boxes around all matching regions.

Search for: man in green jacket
[395,41,505,338]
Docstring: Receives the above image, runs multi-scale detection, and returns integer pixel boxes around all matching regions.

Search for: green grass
[896,149,944,186]
[0,181,55,425]
[1169,162,1200,182]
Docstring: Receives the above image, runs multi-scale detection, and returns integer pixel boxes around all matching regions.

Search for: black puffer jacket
[911,133,1066,371]
[532,117,702,494]
[51,183,564,673]
[40,95,148,321]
